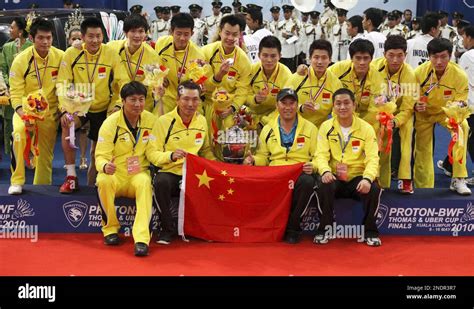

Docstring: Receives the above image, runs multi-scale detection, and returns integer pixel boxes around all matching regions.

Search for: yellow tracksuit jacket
[201,42,252,115]
[254,114,318,171]
[57,43,127,113]
[95,110,159,244]
[108,40,160,113]
[155,36,205,115]
[414,61,469,187]
[246,62,293,126]
[371,57,417,187]
[328,59,383,124]
[286,67,343,128]
[9,46,64,185]
[316,115,379,182]
[154,107,216,175]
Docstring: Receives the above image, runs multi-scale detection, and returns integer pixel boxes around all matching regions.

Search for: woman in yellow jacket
[314,88,382,247]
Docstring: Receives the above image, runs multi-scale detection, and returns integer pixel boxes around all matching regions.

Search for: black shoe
[156,231,173,245]
[134,242,149,256]
[284,232,300,244]
[104,233,120,245]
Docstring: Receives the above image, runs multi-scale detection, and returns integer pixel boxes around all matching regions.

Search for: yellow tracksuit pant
[10,113,58,185]
[96,171,153,244]
[414,113,468,188]
[378,116,414,188]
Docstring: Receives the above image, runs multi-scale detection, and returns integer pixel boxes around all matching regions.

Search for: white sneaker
[8,185,22,195]
[365,237,382,247]
[437,160,452,177]
[450,178,472,195]
[466,177,474,186]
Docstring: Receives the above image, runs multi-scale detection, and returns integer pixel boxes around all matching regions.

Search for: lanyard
[425,69,447,96]
[338,131,352,158]
[386,66,403,99]
[308,69,327,102]
[125,43,144,81]
[174,44,190,83]
[352,73,367,104]
[84,49,101,84]
[32,50,48,89]
[261,65,280,90]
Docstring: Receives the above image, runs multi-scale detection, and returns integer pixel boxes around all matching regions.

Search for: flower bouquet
[370,95,397,153]
[21,91,49,167]
[442,100,473,164]
[142,64,169,114]
[62,86,93,149]
[185,59,210,85]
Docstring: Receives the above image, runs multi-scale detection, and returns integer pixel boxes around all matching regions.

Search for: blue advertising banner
[0,186,473,236]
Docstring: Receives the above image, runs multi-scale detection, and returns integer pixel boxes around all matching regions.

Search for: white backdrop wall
[129,0,417,21]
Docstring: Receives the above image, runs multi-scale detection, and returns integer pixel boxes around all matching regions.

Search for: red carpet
[1,234,473,276]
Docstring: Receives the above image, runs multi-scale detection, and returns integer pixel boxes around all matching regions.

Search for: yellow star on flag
[228,177,235,184]
[221,170,228,176]
[195,170,214,189]
[227,188,234,195]
[218,194,225,201]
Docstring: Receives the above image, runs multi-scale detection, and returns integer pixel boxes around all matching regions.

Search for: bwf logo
[18,283,55,302]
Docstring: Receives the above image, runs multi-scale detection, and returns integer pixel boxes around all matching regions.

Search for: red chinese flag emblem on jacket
[322,92,331,99]
[98,67,106,73]
[178,154,303,242]
[228,70,237,77]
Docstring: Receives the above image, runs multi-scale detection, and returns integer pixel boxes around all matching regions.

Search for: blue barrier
[0,185,473,236]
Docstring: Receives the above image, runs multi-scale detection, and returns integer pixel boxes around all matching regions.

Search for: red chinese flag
[352,140,360,146]
[98,67,106,73]
[228,71,237,77]
[179,154,303,242]
[322,92,331,99]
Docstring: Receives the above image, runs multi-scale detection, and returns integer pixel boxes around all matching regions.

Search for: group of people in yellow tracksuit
[3,8,473,256]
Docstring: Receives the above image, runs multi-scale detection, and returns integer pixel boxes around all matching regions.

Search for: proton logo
[63,201,88,228]
[460,202,474,223]
[376,204,389,228]
[11,199,35,220]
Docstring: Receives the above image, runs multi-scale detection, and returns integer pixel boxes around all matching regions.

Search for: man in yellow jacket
[328,39,384,125]
[95,81,162,257]
[371,35,417,193]
[155,13,205,116]
[414,38,471,195]
[287,39,343,128]
[243,88,318,244]
[315,88,382,246]
[57,17,128,192]
[108,14,161,113]
[153,80,216,245]
[8,19,64,195]
[246,35,292,129]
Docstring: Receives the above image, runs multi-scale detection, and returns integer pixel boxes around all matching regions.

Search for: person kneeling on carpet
[95,81,165,257]
[314,88,382,247]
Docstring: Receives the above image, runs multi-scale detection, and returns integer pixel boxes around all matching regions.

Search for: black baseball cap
[277,88,298,102]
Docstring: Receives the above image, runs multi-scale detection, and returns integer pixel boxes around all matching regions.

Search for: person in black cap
[278,4,299,72]
[268,6,281,34]
[189,4,206,46]
[454,19,471,59]
[243,87,319,245]
[438,10,455,40]
[63,0,74,8]
[204,1,223,44]
[154,6,162,20]
[150,7,171,41]
[130,5,143,15]
[232,0,242,14]
[189,4,203,18]
[221,6,232,15]
[170,6,181,17]
[333,9,350,61]
[407,16,421,39]
[452,11,464,28]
